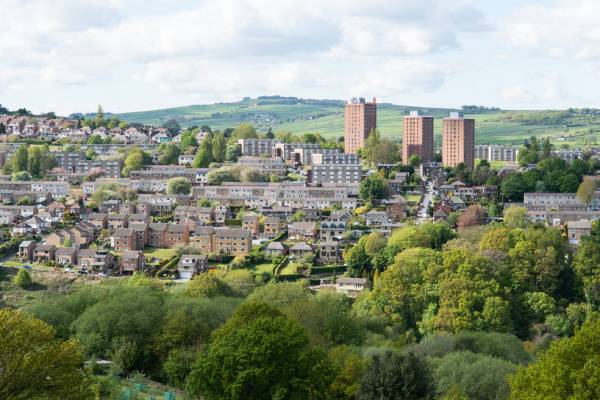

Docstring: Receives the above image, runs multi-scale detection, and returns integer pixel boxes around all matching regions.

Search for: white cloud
[500,85,536,103]
[503,0,600,60]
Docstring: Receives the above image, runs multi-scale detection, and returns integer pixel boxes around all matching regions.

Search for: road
[417,182,434,223]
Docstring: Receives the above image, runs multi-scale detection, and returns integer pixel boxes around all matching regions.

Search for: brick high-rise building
[344,97,377,154]
[402,111,434,164]
[442,112,475,169]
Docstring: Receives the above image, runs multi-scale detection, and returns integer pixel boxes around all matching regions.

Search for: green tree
[12,170,32,181]
[186,273,231,298]
[409,154,422,168]
[0,308,96,400]
[576,178,598,205]
[180,130,199,153]
[231,123,258,140]
[95,104,104,127]
[87,134,103,145]
[225,143,242,162]
[193,140,213,168]
[16,195,32,205]
[359,173,388,202]
[503,206,528,229]
[12,144,28,173]
[509,319,600,400]
[166,177,192,195]
[14,268,32,288]
[159,143,181,165]
[211,131,227,162]
[27,145,42,177]
[186,302,333,400]
[358,351,434,400]
[122,147,151,176]
[162,119,181,135]
[558,173,580,193]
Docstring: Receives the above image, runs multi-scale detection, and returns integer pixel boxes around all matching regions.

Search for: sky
[1,0,600,115]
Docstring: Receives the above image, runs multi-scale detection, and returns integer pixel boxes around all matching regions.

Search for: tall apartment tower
[402,111,434,164]
[344,97,377,154]
[442,112,475,169]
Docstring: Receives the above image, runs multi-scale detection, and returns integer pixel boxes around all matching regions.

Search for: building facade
[442,112,475,169]
[344,97,377,154]
[402,111,434,164]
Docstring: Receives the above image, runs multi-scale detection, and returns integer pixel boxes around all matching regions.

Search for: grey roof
[19,240,34,248]
[337,277,367,285]
[122,250,142,260]
[266,241,285,250]
[56,247,77,255]
[168,224,188,233]
[114,228,134,236]
[149,222,168,231]
[290,242,313,251]
[569,219,592,229]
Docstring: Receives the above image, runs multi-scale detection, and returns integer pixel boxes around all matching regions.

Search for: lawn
[405,195,422,203]
[142,247,178,261]
[253,263,274,274]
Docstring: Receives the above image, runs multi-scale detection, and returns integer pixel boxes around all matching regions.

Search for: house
[87,213,108,231]
[320,221,346,241]
[113,228,136,251]
[289,242,314,260]
[319,241,340,263]
[189,226,215,253]
[18,240,36,262]
[265,241,287,257]
[177,255,208,279]
[127,213,150,225]
[77,249,114,272]
[449,196,466,210]
[213,228,252,256]
[129,223,149,249]
[148,223,169,248]
[364,211,388,227]
[263,216,281,238]
[432,204,453,222]
[288,222,317,240]
[33,244,56,262]
[329,210,351,223]
[168,224,189,247]
[567,219,593,245]
[45,230,72,247]
[242,215,260,237]
[55,247,78,266]
[121,250,145,275]
[386,198,407,222]
[107,214,128,231]
[336,277,370,298]
[214,205,232,225]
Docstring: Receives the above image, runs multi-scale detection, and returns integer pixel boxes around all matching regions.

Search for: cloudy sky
[1,0,599,115]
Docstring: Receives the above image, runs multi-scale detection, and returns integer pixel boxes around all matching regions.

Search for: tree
[509,319,600,400]
[186,274,231,298]
[122,147,150,176]
[186,302,333,400]
[193,140,213,168]
[162,119,181,135]
[166,177,192,195]
[359,173,388,203]
[14,268,32,288]
[504,206,527,229]
[240,167,268,182]
[409,154,422,168]
[0,122,5,134]
[159,143,181,165]
[179,130,198,153]
[501,173,527,201]
[16,195,32,205]
[231,123,258,140]
[27,146,42,177]
[225,143,242,162]
[434,351,516,400]
[12,170,32,181]
[95,104,104,127]
[12,144,28,173]
[211,132,227,162]
[558,173,580,193]
[0,308,96,400]
[362,130,400,165]
[456,204,485,230]
[358,351,434,400]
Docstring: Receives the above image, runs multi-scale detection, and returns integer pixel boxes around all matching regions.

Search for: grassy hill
[114,96,600,147]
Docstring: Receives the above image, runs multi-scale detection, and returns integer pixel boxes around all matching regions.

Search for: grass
[142,247,178,261]
[405,195,422,203]
[114,96,600,146]
[253,263,274,274]
[280,263,298,275]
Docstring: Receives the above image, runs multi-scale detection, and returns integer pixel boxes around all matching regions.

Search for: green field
[111,97,600,146]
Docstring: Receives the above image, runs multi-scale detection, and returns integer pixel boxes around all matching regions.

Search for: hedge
[309,265,347,275]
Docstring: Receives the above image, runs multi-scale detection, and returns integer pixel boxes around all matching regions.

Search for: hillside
[114,96,600,147]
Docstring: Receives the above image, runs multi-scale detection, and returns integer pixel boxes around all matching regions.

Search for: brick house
[121,250,145,275]
[148,223,169,248]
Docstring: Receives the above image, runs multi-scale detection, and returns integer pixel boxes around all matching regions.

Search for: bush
[14,268,32,288]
